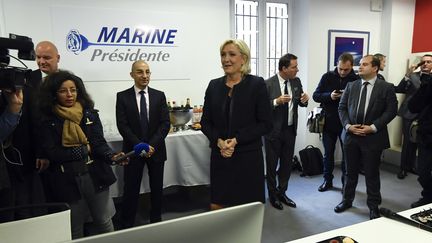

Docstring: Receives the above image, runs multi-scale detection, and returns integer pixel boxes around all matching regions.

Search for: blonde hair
[220,39,251,75]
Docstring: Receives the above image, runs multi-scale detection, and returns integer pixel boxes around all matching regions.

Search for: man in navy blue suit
[334,55,397,219]
[116,60,170,227]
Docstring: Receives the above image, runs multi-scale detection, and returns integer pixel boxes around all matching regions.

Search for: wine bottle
[185,98,191,110]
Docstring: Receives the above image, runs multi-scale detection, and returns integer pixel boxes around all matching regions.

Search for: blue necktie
[356,82,369,124]
[139,90,149,139]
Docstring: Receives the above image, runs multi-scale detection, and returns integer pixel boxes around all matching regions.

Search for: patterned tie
[356,82,369,124]
[139,90,149,139]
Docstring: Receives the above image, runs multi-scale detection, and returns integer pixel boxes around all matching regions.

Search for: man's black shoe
[334,200,352,213]
[318,180,333,192]
[397,170,407,179]
[408,167,417,175]
[269,197,283,210]
[279,194,296,208]
[369,207,380,220]
[411,198,432,208]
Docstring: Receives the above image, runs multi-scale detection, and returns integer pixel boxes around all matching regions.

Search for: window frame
[231,0,292,79]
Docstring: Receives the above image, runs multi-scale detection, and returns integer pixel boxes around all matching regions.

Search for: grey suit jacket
[265,75,307,139]
[338,77,397,150]
[395,72,421,120]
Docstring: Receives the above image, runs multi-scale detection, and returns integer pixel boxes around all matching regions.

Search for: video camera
[0,33,35,90]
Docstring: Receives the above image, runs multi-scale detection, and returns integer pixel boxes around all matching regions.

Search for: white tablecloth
[108,130,211,197]
[287,203,432,243]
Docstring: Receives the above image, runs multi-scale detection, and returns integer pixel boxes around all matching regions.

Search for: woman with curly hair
[38,70,126,239]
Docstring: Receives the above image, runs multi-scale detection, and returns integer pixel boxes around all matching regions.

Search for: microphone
[112,142,150,163]
[379,207,432,233]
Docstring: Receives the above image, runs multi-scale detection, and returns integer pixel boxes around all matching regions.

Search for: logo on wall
[66,27,178,62]
[66,30,89,54]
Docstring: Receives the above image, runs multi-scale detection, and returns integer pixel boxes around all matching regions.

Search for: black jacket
[41,108,116,202]
[10,70,44,173]
[116,86,170,163]
[313,68,358,133]
[201,75,272,151]
[408,74,432,146]
[265,75,306,138]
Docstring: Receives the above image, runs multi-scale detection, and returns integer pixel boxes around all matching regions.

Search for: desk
[287,204,432,243]
[108,130,211,198]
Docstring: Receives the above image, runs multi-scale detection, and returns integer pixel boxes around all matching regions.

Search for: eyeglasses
[57,88,78,95]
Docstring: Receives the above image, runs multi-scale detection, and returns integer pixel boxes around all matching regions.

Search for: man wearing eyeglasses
[116,60,170,228]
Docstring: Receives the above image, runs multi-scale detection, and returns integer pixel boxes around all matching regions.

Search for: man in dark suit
[394,54,432,179]
[334,55,397,219]
[408,72,432,208]
[0,41,58,218]
[116,60,170,227]
[25,41,60,172]
[264,53,309,210]
[313,52,358,192]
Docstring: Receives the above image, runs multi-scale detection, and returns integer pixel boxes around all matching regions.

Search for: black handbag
[307,107,325,134]
[299,145,323,177]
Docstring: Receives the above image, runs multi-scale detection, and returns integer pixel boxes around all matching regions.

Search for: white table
[108,130,211,198]
[287,204,432,243]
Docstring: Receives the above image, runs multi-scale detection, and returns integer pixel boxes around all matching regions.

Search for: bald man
[1,41,60,218]
[35,41,60,75]
[116,60,170,227]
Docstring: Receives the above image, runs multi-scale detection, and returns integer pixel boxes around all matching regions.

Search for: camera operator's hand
[3,89,23,114]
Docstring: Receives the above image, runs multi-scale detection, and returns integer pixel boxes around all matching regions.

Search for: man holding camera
[13,41,59,174]
[313,52,358,192]
[3,41,60,218]
[395,54,432,179]
[0,88,23,222]
[264,53,309,210]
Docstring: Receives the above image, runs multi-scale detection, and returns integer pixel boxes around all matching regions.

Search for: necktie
[139,90,149,139]
[356,82,369,124]
[283,80,289,126]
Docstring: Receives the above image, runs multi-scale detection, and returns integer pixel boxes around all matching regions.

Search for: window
[234,0,289,78]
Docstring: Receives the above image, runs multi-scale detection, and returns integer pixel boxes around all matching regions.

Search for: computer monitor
[0,204,71,243]
[69,202,264,243]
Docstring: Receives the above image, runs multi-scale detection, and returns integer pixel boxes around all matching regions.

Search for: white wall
[382,0,416,152]
[0,0,231,139]
[290,0,382,158]
[290,0,312,153]
[289,0,417,160]
[1,0,421,154]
